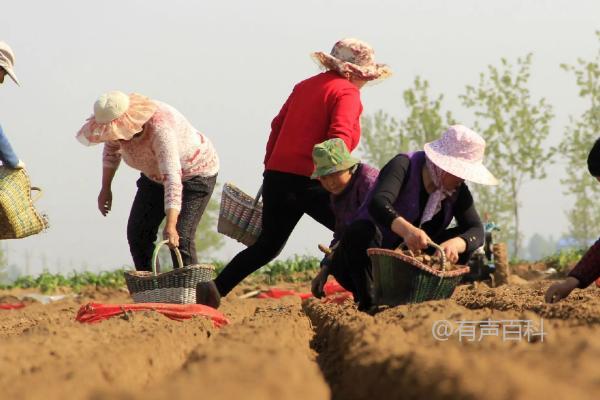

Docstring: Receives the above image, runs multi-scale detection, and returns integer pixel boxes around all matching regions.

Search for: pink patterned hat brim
[76,93,157,146]
[424,143,499,185]
[311,52,392,81]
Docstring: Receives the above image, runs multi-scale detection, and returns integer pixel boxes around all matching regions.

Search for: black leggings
[127,173,217,271]
[330,221,475,308]
[215,171,335,296]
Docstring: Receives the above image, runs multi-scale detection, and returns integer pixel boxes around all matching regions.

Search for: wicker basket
[0,166,48,240]
[217,183,263,246]
[124,240,215,304]
[368,242,470,306]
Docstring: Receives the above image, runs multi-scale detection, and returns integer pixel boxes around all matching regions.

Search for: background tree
[360,76,455,168]
[526,233,557,261]
[460,54,555,258]
[559,31,600,248]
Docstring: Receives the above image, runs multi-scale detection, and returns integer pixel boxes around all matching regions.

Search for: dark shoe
[196,281,221,308]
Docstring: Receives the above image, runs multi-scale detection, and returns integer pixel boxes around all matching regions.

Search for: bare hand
[311,265,330,299]
[438,238,466,264]
[163,225,180,249]
[545,277,580,303]
[403,226,431,253]
[98,187,112,216]
[15,159,26,169]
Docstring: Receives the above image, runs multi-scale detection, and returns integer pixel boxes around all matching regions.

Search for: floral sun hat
[311,138,360,179]
[311,38,392,82]
[0,41,20,86]
[423,125,498,186]
[76,91,157,146]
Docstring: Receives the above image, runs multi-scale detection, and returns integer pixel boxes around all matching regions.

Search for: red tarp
[0,303,26,310]
[256,278,353,303]
[75,302,230,328]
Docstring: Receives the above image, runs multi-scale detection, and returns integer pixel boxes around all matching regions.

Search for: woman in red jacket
[198,38,391,307]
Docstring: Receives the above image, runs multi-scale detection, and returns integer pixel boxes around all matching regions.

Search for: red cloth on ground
[264,71,363,177]
[256,278,353,303]
[75,302,229,328]
[0,303,25,310]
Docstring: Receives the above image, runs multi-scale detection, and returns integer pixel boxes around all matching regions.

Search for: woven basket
[124,240,215,304]
[0,166,48,240]
[368,242,470,306]
[217,183,262,246]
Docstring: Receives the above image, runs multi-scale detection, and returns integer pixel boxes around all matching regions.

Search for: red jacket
[264,71,363,177]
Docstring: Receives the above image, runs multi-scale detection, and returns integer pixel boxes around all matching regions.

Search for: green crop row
[0,255,322,293]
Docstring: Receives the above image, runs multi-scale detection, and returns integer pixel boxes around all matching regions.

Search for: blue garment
[0,124,20,168]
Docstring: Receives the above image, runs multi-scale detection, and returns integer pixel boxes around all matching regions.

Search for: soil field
[1,280,600,400]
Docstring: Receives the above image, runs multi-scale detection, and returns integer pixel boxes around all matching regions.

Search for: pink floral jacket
[103,101,219,211]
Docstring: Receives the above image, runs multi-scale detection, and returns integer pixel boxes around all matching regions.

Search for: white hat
[0,41,20,86]
[76,91,157,145]
[423,125,498,186]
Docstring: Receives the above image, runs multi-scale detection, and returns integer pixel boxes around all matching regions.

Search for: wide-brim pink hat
[76,91,157,146]
[423,125,498,186]
[311,38,392,82]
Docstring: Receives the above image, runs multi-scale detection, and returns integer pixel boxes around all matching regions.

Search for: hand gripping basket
[217,183,262,246]
[0,166,49,239]
[124,240,215,304]
[368,241,470,306]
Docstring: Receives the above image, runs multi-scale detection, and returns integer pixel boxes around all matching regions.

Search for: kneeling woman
[77,91,219,269]
[332,125,498,310]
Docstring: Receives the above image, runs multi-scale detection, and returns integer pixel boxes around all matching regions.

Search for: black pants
[215,171,336,296]
[127,173,217,271]
[331,221,474,309]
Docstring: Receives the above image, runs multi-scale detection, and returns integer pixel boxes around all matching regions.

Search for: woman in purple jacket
[334,125,498,311]
[308,138,379,298]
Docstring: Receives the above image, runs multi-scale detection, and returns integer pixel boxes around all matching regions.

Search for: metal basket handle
[151,240,184,276]
[239,184,263,244]
[30,187,43,202]
[252,184,263,207]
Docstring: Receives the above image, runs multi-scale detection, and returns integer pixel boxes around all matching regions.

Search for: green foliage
[195,194,225,257]
[212,255,320,284]
[542,248,586,273]
[460,54,555,258]
[559,31,600,246]
[259,255,320,284]
[360,76,455,168]
[2,269,127,293]
[0,256,320,293]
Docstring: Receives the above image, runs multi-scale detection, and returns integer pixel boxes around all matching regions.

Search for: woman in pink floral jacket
[77,91,219,270]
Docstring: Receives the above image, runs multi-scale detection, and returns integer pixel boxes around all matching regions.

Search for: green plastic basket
[368,242,470,306]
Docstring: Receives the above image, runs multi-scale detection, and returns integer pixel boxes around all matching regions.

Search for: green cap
[311,138,360,179]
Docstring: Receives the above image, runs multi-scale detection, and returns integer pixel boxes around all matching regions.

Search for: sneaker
[196,281,221,309]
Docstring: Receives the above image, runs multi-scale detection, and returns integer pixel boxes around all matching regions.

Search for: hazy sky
[1,0,599,275]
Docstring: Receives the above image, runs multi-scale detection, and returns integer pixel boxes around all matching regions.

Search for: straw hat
[76,91,157,145]
[311,138,360,179]
[423,125,498,185]
[0,41,20,86]
[311,38,392,82]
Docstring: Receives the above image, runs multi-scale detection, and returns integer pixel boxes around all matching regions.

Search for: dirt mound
[2,282,600,400]
[453,282,600,323]
[306,298,600,400]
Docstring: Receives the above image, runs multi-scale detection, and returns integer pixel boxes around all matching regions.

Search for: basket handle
[30,187,43,202]
[397,240,447,273]
[252,184,263,207]
[238,184,263,243]
[151,240,184,276]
